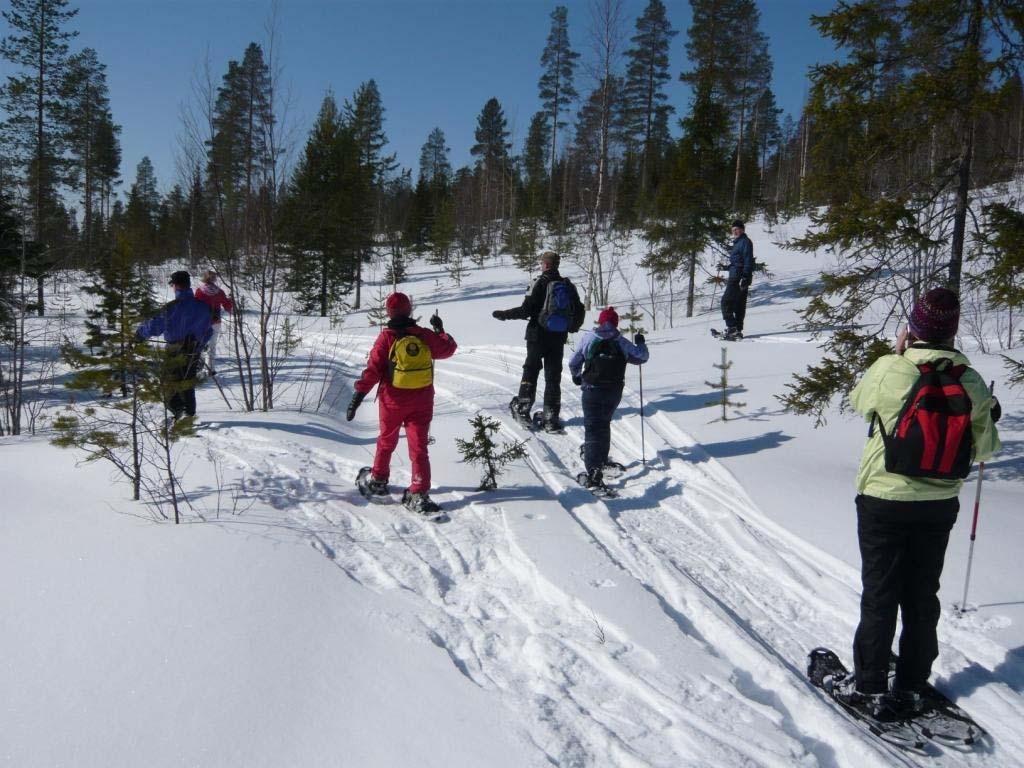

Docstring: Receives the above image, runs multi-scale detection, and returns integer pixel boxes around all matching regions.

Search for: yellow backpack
[388,333,433,389]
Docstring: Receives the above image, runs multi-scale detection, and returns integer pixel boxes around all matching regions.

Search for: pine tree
[680,0,771,213]
[622,0,676,204]
[455,412,529,490]
[63,47,115,266]
[538,5,580,200]
[0,0,79,315]
[522,110,550,218]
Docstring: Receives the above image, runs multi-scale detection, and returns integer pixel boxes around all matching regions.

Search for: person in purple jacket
[568,306,649,491]
[137,270,214,422]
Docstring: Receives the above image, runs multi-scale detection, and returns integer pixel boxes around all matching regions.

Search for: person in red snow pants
[346,292,457,496]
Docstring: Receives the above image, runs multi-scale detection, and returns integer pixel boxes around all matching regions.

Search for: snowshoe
[509,397,534,428]
[578,444,626,475]
[532,411,565,434]
[710,328,742,341]
[576,470,617,499]
[807,647,924,750]
[401,490,449,523]
[886,655,986,746]
[356,467,389,499]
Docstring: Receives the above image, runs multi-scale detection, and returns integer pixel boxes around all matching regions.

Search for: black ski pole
[200,359,233,410]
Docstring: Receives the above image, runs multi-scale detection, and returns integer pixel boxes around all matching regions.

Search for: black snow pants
[164,341,202,420]
[852,494,959,694]
[720,280,749,333]
[516,329,566,418]
[582,385,623,473]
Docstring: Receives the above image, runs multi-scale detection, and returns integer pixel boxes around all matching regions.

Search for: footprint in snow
[589,578,617,588]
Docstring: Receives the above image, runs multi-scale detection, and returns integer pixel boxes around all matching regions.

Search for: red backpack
[872,358,974,479]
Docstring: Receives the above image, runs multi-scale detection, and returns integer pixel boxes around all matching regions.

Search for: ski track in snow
[192,337,1024,768]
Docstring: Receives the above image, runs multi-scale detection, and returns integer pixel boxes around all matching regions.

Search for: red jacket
[354,319,457,406]
[194,282,234,324]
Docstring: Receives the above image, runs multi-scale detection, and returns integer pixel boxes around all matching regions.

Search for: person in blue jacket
[568,307,649,490]
[717,220,755,340]
[137,270,213,421]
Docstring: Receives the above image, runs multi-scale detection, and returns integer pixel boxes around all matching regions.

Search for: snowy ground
[3,219,1024,767]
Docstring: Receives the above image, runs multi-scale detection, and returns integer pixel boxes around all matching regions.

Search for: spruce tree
[523,111,550,219]
[455,412,528,491]
[281,93,363,317]
[781,0,1024,424]
[538,5,579,199]
[124,157,160,262]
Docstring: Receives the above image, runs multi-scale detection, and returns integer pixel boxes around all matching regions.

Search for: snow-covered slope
[3,219,1023,767]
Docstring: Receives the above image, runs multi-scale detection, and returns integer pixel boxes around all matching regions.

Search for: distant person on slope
[193,269,234,375]
[568,307,648,493]
[717,220,755,341]
[136,270,214,423]
[346,292,457,516]
[492,250,585,432]
[839,288,1000,722]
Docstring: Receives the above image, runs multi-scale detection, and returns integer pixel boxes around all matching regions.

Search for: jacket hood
[902,343,971,367]
[196,282,220,296]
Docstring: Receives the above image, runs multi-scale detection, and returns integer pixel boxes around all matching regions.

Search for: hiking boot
[402,490,442,515]
[890,688,925,717]
[723,328,742,341]
[509,397,532,423]
[583,468,604,489]
[356,467,389,497]
[833,678,901,722]
[542,406,563,433]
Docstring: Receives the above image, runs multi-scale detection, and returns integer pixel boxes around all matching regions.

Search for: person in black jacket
[718,220,755,341]
[493,251,584,432]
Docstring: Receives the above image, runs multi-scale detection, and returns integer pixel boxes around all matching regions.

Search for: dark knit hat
[169,270,191,288]
[909,288,960,342]
[598,306,619,327]
[385,292,412,319]
[731,220,745,230]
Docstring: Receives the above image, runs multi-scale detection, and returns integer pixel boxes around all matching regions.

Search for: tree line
[1,0,1022,435]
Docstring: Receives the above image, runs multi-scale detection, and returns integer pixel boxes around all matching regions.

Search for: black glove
[346,391,366,422]
[991,395,1002,424]
[572,374,583,386]
[430,313,444,333]
[739,276,751,290]
[492,309,507,321]
[634,333,645,346]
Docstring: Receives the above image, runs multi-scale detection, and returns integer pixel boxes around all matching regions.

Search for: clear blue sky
[68,0,839,195]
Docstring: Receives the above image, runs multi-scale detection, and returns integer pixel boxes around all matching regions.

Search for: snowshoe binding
[509,397,534,428]
[532,410,565,434]
[576,469,617,499]
[710,328,742,341]
[578,444,626,475]
[401,490,449,523]
[356,467,389,499]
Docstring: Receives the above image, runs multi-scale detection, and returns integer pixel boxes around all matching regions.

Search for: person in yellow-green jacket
[835,288,1001,722]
